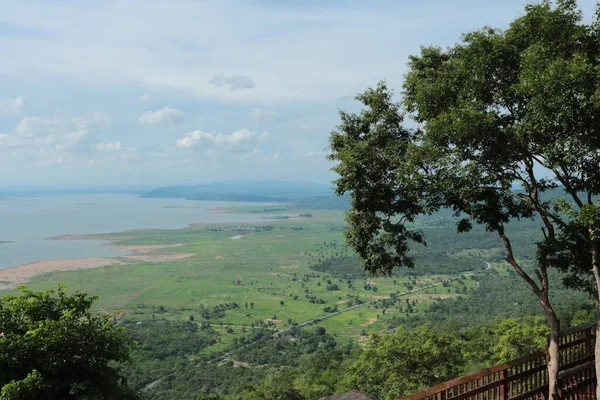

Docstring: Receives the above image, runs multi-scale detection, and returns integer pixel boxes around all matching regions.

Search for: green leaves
[330,82,429,276]
[330,1,600,298]
[0,285,138,399]
[340,326,465,400]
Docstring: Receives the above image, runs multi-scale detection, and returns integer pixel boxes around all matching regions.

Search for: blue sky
[0,0,596,186]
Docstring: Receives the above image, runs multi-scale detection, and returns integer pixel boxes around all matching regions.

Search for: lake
[0,194,270,269]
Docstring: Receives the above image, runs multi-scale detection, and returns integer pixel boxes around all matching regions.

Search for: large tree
[329,1,600,398]
[340,326,465,400]
[0,285,138,399]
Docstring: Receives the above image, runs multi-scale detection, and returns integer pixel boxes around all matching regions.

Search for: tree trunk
[542,301,560,400]
[590,241,600,400]
[595,300,600,400]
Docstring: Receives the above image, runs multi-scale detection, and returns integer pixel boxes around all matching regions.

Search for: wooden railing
[398,322,596,400]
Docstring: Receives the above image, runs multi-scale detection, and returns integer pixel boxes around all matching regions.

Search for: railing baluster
[396,322,596,400]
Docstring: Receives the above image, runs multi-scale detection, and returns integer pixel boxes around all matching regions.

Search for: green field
[5,206,488,352]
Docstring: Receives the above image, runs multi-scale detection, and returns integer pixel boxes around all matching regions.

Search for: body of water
[0,194,270,269]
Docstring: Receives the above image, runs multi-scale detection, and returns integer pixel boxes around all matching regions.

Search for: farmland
[8,206,488,351]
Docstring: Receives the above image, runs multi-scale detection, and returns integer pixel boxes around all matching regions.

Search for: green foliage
[480,317,549,364]
[124,320,219,362]
[329,0,600,301]
[405,269,590,331]
[231,327,338,366]
[0,285,138,400]
[339,326,465,399]
[244,372,305,400]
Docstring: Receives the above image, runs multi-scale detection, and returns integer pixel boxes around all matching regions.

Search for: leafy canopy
[329,0,600,292]
[339,326,465,400]
[0,285,138,400]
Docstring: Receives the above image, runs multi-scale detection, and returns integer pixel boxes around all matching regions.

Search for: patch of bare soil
[361,318,377,327]
[111,243,185,253]
[233,361,250,368]
[0,258,125,290]
[0,240,196,290]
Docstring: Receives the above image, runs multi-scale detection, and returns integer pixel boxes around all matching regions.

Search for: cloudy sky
[0,0,596,186]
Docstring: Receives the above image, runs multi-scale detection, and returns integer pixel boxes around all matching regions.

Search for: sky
[0,0,597,187]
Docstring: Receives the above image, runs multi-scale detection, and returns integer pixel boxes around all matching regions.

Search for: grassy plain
[6,206,487,352]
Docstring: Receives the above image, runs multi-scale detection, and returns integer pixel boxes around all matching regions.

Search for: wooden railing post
[499,370,506,400]
[396,322,596,400]
[585,327,592,358]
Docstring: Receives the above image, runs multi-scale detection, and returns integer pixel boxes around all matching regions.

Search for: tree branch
[531,154,583,209]
[499,228,543,295]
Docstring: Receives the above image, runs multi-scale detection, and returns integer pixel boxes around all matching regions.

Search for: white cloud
[0,96,26,115]
[71,113,111,130]
[0,1,587,106]
[304,150,326,157]
[15,113,110,138]
[175,128,265,150]
[96,141,121,151]
[45,130,88,147]
[1,113,111,161]
[209,74,255,91]
[250,108,276,121]
[16,117,61,137]
[140,94,152,103]
[138,107,184,126]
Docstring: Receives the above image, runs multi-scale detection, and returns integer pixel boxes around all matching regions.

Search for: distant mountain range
[140,181,351,209]
[141,181,334,202]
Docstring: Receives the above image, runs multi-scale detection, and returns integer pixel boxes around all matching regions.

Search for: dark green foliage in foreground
[0,285,138,400]
[340,326,465,399]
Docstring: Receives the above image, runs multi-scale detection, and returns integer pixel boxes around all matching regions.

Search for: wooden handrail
[559,321,595,337]
[400,351,547,400]
[397,322,596,400]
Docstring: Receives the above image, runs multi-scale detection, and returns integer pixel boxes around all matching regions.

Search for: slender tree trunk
[541,301,560,400]
[500,232,561,399]
[590,240,600,400]
[595,299,600,400]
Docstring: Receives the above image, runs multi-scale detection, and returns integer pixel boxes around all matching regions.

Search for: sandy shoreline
[0,258,125,290]
[4,212,281,291]
[0,242,194,291]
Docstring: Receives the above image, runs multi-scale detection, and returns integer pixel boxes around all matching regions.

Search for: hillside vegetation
[4,201,592,399]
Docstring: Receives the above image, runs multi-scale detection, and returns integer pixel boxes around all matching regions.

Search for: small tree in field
[0,285,138,399]
[329,2,600,397]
